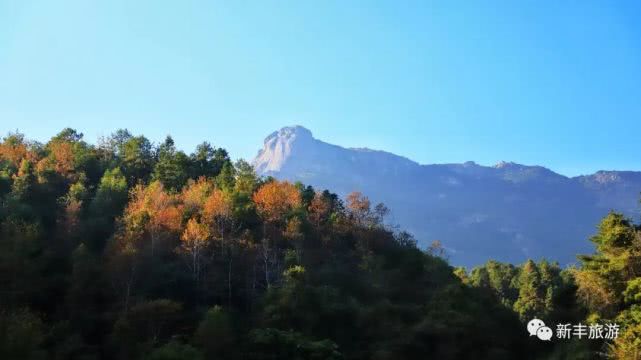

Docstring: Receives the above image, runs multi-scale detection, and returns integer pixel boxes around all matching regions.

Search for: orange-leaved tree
[181,217,210,283]
[181,177,215,219]
[253,180,302,224]
[252,180,302,288]
[121,180,182,256]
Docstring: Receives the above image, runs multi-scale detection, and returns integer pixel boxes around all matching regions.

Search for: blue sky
[1,1,640,176]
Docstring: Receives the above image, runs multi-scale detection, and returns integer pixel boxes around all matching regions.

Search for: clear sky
[1,1,640,176]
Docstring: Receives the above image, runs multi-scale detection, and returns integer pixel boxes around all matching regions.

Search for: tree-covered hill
[0,129,639,359]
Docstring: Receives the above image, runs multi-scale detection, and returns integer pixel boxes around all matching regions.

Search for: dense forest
[0,128,640,359]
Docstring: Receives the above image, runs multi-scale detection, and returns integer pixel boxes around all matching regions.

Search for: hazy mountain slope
[252,126,641,266]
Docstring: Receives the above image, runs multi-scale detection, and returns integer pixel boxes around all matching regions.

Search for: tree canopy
[0,128,637,359]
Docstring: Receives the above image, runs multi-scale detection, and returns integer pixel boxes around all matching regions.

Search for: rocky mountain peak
[253,126,315,173]
[263,125,313,144]
[494,161,521,169]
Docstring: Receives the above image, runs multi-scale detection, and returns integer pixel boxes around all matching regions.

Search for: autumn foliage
[253,180,302,223]
[0,134,29,169]
[1,128,630,360]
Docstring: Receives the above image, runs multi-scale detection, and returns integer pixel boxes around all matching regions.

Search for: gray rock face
[252,126,641,266]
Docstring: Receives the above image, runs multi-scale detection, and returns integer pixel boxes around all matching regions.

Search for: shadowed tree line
[0,128,639,359]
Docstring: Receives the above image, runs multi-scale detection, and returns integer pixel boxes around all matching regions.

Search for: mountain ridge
[252,126,641,266]
[255,125,635,179]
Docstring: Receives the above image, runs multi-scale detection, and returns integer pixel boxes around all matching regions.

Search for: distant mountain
[252,126,641,266]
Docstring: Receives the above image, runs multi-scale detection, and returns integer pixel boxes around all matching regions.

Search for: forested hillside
[0,129,640,359]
